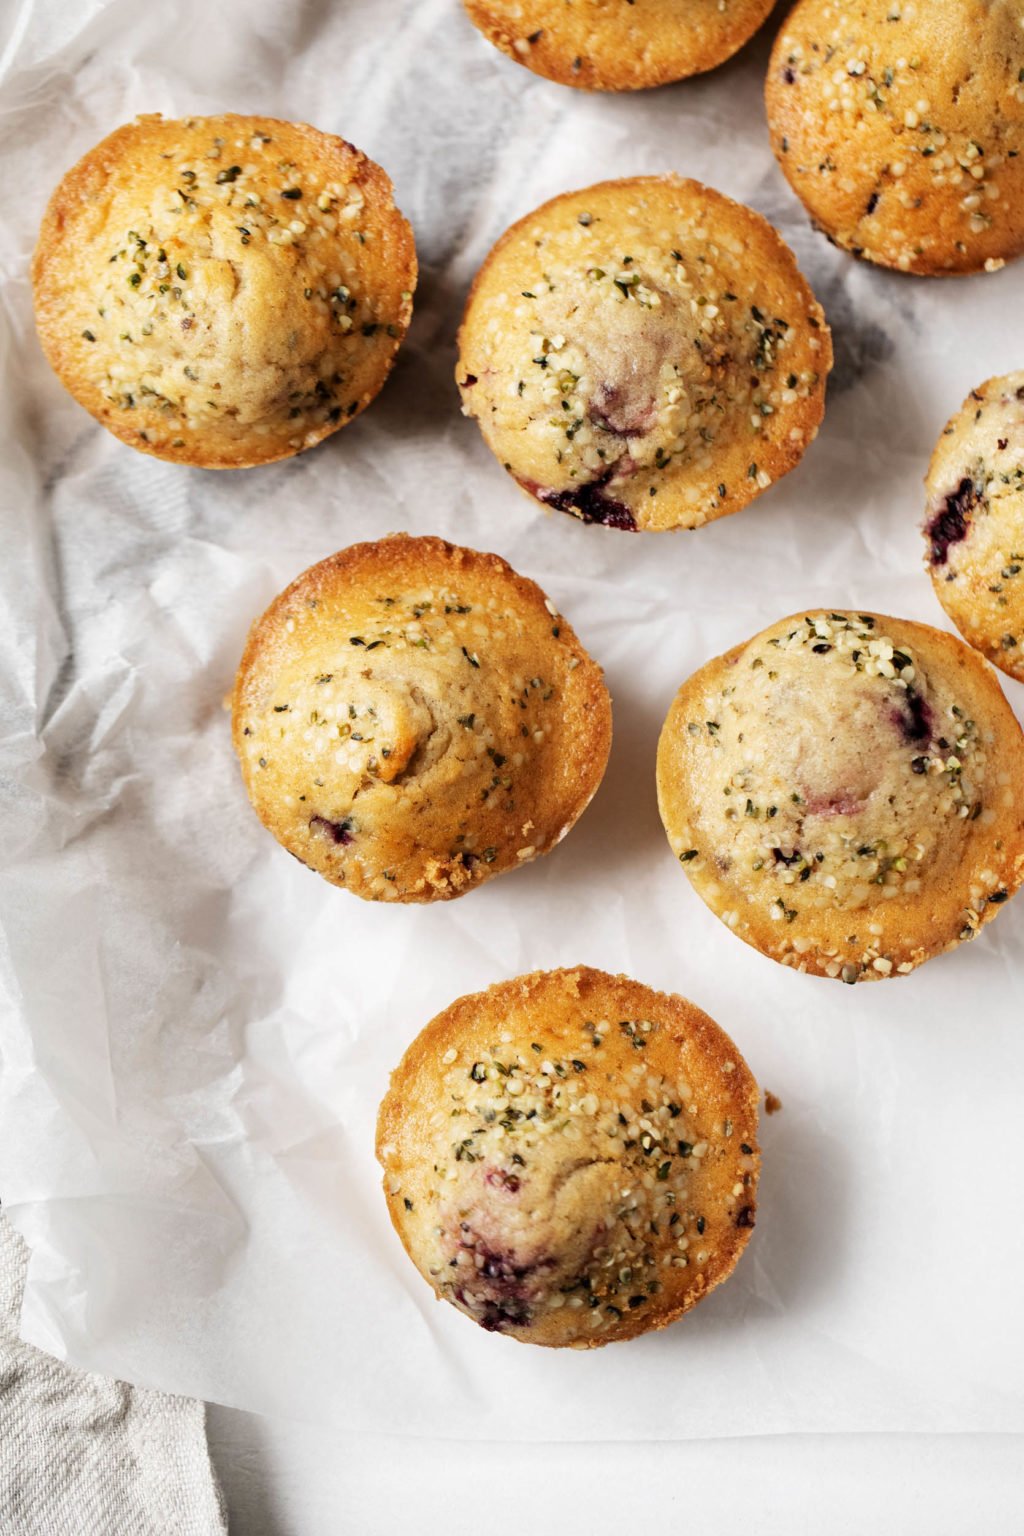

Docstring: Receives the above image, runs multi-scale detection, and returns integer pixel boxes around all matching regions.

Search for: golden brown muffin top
[925,372,1024,683]
[377,967,760,1347]
[232,536,612,903]
[457,176,831,533]
[657,611,1024,981]
[766,0,1024,275]
[32,114,416,467]
[462,0,775,91]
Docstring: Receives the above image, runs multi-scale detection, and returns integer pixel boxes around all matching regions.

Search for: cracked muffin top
[231,535,611,903]
[924,371,1024,683]
[657,611,1024,981]
[32,114,416,467]
[376,967,760,1347]
[766,0,1024,276]
[461,0,775,91]
[456,176,831,533]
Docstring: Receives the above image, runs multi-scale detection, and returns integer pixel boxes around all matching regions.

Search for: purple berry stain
[926,478,978,566]
[546,481,637,531]
[479,1298,531,1331]
[804,790,865,817]
[475,1245,540,1283]
[485,1168,521,1194]
[589,410,633,441]
[589,382,655,440]
[309,815,354,845]
[452,1226,556,1333]
[892,687,932,746]
[451,1286,528,1331]
[518,468,637,531]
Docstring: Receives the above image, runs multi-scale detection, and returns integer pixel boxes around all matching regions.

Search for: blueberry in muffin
[924,371,1024,682]
[457,176,831,532]
[232,535,612,902]
[377,967,760,1345]
[657,611,1024,980]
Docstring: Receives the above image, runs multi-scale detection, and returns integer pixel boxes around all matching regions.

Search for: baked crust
[924,372,1024,683]
[462,0,775,91]
[231,535,612,902]
[657,610,1024,981]
[376,967,760,1347]
[456,175,831,533]
[766,0,1024,276]
[32,114,416,467]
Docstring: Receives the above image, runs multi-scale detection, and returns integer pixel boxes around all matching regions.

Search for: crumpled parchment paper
[0,0,1021,1440]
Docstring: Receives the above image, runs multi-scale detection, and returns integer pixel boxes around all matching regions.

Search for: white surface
[204,1413,1024,1536]
[1,0,1023,1453]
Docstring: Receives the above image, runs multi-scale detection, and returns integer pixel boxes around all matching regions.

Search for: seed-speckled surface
[376,967,760,1347]
[924,371,1024,683]
[232,535,612,903]
[657,610,1024,981]
[457,176,831,533]
[462,0,775,91]
[766,0,1024,276]
[32,114,416,467]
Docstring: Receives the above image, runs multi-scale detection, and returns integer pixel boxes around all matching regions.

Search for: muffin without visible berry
[231,535,612,903]
[457,176,831,533]
[376,967,760,1347]
[924,372,1024,683]
[766,0,1024,276]
[32,114,416,467]
[462,0,775,92]
[657,611,1024,981]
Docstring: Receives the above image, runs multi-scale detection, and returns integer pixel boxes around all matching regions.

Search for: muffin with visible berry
[457,176,831,533]
[32,114,416,466]
[766,0,1024,276]
[657,611,1024,981]
[924,372,1024,682]
[377,967,760,1347]
[231,535,611,902]
[462,0,775,92]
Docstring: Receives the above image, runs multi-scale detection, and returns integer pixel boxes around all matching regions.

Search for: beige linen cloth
[0,1212,227,1534]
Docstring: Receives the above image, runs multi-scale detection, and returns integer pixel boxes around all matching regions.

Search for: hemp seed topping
[32,113,416,467]
[457,176,831,533]
[232,536,611,903]
[377,968,760,1346]
[461,0,776,93]
[657,610,1024,979]
[767,0,1024,275]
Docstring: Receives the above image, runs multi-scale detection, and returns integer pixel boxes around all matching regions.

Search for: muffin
[376,967,760,1347]
[32,114,416,467]
[766,0,1024,276]
[924,372,1024,683]
[457,176,831,533]
[231,535,611,902]
[461,0,776,92]
[657,611,1024,981]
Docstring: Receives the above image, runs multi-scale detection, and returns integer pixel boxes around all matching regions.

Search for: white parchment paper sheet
[1,0,1022,1440]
